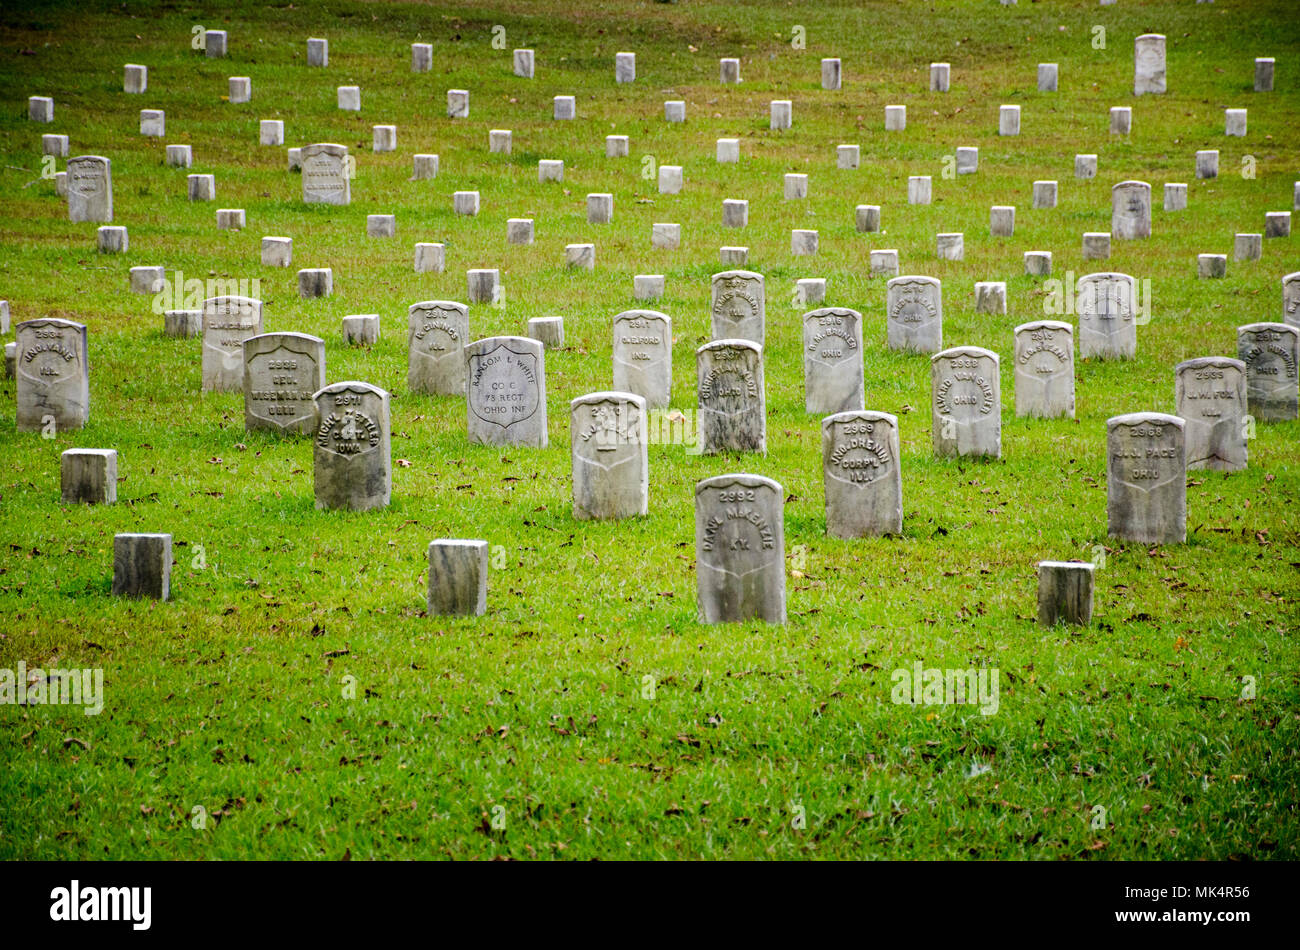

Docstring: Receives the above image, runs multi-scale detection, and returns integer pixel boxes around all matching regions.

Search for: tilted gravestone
[612,309,672,409]
[710,270,765,345]
[697,339,765,455]
[886,276,942,353]
[66,155,112,223]
[822,410,902,538]
[300,143,350,205]
[243,332,326,435]
[803,307,864,414]
[1077,272,1137,360]
[15,318,88,433]
[1013,321,1075,418]
[570,391,648,520]
[931,346,1001,458]
[202,296,263,392]
[1175,357,1248,471]
[407,300,469,396]
[312,381,391,511]
[1107,412,1185,544]
[1237,323,1300,421]
[465,337,547,447]
[695,474,785,624]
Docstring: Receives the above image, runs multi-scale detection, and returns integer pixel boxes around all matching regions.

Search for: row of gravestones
[58,146,1297,310]
[70,404,1226,628]
[12,270,1300,446]
[21,302,1297,512]
[34,29,1266,93]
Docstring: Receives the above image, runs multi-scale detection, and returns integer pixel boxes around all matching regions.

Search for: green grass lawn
[0,0,1297,860]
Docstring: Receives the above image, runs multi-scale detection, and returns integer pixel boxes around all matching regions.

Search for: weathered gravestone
[1077,272,1137,360]
[408,300,468,396]
[1036,562,1094,626]
[612,309,672,409]
[695,474,785,624]
[313,381,391,511]
[697,339,765,454]
[1283,272,1300,327]
[1175,357,1248,471]
[427,540,488,617]
[66,155,111,223]
[202,296,263,393]
[1107,413,1186,544]
[886,276,942,353]
[1134,34,1167,95]
[1112,181,1152,240]
[803,307,864,414]
[112,533,171,600]
[15,318,88,433]
[570,392,648,520]
[243,332,326,435]
[61,448,116,505]
[710,270,765,345]
[821,410,902,538]
[300,143,350,205]
[465,337,547,447]
[467,269,500,304]
[1014,321,1075,418]
[932,346,1001,458]
[1237,323,1300,421]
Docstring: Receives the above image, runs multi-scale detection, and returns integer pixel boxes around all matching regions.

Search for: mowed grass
[0,0,1297,860]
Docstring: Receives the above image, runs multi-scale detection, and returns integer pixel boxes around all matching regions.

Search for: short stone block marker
[1036,562,1094,626]
[112,533,171,600]
[427,540,488,617]
[62,449,117,505]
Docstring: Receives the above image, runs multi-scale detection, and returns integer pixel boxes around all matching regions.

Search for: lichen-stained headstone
[407,301,469,396]
[821,411,902,538]
[710,270,765,345]
[465,336,547,447]
[1174,357,1248,471]
[697,339,765,455]
[570,391,648,520]
[66,155,112,223]
[1111,181,1151,240]
[15,318,88,432]
[886,276,942,353]
[1106,412,1185,544]
[1013,321,1075,418]
[202,296,263,392]
[695,474,785,624]
[803,307,864,414]
[312,381,391,511]
[931,346,1001,458]
[1282,272,1300,328]
[1134,34,1166,95]
[612,309,671,409]
[1077,272,1137,360]
[243,332,326,435]
[1237,323,1300,421]
[300,143,350,205]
